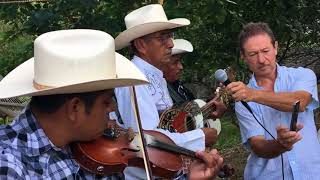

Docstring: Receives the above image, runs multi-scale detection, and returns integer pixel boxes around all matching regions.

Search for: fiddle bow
[130,86,153,179]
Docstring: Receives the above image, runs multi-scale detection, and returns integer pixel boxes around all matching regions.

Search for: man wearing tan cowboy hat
[162,39,226,136]
[0,29,222,179]
[113,4,220,179]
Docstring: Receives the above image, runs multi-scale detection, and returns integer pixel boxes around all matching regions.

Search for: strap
[167,83,188,106]
[112,96,124,125]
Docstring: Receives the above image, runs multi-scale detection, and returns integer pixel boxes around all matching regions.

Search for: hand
[106,119,119,129]
[189,149,223,180]
[208,99,227,119]
[201,128,218,147]
[226,81,255,102]
[276,123,303,151]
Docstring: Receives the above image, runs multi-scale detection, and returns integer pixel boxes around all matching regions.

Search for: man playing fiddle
[0,29,223,179]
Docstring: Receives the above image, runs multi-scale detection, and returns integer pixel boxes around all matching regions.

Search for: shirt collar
[132,55,164,77]
[19,105,62,156]
[249,63,280,89]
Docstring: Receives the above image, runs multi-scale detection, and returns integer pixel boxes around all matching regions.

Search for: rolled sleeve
[235,102,264,149]
[156,128,205,151]
[291,67,319,110]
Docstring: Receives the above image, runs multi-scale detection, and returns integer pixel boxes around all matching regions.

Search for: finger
[229,84,243,94]
[226,82,242,93]
[195,150,217,168]
[281,133,301,143]
[210,149,223,166]
[211,112,218,118]
[296,123,304,131]
[232,91,243,101]
[276,125,289,132]
[211,100,220,106]
[279,133,302,147]
[226,82,236,89]
[278,131,297,139]
[209,149,218,155]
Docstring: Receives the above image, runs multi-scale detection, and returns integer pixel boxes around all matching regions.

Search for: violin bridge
[127,128,135,141]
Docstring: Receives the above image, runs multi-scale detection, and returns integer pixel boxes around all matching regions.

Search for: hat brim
[171,49,193,55]
[0,53,148,99]
[172,39,194,55]
[115,18,190,50]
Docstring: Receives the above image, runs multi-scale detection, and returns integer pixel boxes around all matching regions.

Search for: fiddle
[71,125,235,179]
[71,126,183,178]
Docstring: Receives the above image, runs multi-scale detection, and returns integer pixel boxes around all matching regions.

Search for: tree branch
[278,37,292,64]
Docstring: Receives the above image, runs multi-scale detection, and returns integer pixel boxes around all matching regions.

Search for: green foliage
[214,118,241,150]
[0,0,319,82]
[0,32,33,76]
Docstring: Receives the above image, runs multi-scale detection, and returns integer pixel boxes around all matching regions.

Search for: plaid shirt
[0,106,123,180]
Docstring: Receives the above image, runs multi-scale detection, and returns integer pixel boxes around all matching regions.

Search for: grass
[214,118,242,151]
[213,116,248,180]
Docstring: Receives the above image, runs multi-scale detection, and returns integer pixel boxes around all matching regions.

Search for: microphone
[214,69,231,86]
[214,69,253,113]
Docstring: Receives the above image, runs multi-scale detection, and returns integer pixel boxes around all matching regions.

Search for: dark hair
[130,37,150,56]
[239,22,276,54]
[30,91,105,114]
[130,41,139,55]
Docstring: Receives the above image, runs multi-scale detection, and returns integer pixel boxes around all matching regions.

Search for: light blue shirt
[235,65,320,180]
[114,56,205,180]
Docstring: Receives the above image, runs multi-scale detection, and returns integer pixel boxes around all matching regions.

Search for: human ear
[274,41,278,55]
[66,97,83,123]
[133,38,148,55]
[240,52,245,61]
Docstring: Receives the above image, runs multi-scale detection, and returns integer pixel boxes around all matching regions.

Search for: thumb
[296,123,304,131]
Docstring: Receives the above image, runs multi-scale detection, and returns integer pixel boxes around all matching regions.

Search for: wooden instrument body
[71,129,182,178]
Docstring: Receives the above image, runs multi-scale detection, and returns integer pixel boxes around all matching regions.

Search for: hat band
[33,80,54,90]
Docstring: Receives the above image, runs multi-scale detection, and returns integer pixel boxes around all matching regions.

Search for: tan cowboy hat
[171,39,193,55]
[115,4,190,50]
[0,29,148,99]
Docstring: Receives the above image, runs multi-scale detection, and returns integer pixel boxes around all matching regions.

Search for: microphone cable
[241,102,285,180]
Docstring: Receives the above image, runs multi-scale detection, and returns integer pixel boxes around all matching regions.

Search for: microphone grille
[214,69,228,82]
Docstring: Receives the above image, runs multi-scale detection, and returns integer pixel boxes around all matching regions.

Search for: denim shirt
[235,65,320,180]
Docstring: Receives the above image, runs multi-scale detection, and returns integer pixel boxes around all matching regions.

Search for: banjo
[158,87,226,134]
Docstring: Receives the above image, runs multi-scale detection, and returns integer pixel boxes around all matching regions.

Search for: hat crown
[172,39,193,55]
[115,4,190,50]
[125,4,168,29]
[0,29,148,99]
[34,29,116,88]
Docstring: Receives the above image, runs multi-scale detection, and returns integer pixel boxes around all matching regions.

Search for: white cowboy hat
[0,29,148,99]
[171,39,193,55]
[115,4,190,50]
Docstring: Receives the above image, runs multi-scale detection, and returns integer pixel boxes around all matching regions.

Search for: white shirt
[114,56,205,179]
